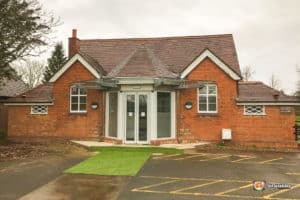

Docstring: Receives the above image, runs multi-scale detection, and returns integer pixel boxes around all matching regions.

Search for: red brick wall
[0,103,8,133]
[8,61,104,138]
[178,58,297,148]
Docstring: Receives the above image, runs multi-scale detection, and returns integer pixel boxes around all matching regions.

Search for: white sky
[39,0,300,94]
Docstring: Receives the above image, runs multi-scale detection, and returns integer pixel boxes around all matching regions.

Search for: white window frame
[31,105,48,115]
[70,86,87,113]
[156,91,173,139]
[197,84,218,113]
[105,92,119,139]
[243,105,266,116]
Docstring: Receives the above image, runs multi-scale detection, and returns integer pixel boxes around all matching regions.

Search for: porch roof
[3,83,54,104]
[237,81,298,104]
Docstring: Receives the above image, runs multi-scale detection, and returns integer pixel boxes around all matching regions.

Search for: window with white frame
[31,105,48,114]
[244,105,265,115]
[70,86,87,113]
[198,84,217,113]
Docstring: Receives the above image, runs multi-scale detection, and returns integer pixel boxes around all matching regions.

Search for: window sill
[69,111,87,115]
[243,114,266,116]
[196,113,219,117]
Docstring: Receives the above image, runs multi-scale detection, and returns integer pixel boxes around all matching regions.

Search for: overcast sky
[40,0,300,94]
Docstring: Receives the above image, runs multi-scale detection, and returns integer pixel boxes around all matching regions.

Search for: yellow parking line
[199,154,231,161]
[286,173,300,176]
[131,179,180,191]
[259,157,283,164]
[171,180,224,193]
[140,175,250,183]
[173,154,205,160]
[232,156,256,163]
[215,183,253,195]
[132,189,170,194]
[152,154,181,160]
[263,184,300,199]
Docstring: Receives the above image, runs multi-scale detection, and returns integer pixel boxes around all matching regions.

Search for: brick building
[4,30,299,148]
[0,77,28,133]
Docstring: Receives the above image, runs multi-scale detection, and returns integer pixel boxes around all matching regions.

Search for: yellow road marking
[140,175,251,183]
[132,177,300,200]
[259,157,283,164]
[199,154,231,161]
[263,184,300,199]
[152,154,181,160]
[173,154,205,160]
[286,173,300,176]
[231,161,296,166]
[232,156,256,163]
[170,180,224,193]
[131,179,179,191]
[216,183,253,195]
[133,189,300,200]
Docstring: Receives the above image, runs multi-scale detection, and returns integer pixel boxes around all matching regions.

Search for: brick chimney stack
[68,29,80,58]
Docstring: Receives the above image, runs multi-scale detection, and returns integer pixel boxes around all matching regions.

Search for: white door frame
[124,92,150,144]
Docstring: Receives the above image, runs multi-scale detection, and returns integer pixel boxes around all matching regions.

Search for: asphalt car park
[118,152,300,200]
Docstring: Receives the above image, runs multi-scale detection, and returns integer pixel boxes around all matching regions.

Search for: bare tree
[269,73,281,90]
[12,60,46,88]
[242,66,255,81]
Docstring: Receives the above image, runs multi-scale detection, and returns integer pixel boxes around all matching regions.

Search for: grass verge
[65,146,182,176]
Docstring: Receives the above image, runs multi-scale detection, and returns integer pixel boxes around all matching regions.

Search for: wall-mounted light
[184,102,193,110]
[91,102,99,110]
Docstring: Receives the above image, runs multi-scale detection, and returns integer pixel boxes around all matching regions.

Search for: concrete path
[0,155,87,200]
[19,174,131,200]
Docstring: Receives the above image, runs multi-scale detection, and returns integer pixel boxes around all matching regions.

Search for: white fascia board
[180,49,241,80]
[4,103,54,106]
[49,54,100,82]
[236,102,300,106]
[116,77,155,84]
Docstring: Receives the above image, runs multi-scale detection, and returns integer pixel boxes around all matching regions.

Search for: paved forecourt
[119,151,300,200]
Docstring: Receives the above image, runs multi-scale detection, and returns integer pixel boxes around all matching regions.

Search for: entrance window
[108,92,118,137]
[157,92,171,138]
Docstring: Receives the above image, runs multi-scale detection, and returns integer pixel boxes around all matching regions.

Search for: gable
[180,49,241,80]
[49,54,101,82]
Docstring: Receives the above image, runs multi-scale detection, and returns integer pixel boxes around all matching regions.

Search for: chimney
[68,29,80,58]
[273,92,280,100]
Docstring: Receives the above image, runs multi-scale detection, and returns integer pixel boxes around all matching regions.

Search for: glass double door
[125,93,148,144]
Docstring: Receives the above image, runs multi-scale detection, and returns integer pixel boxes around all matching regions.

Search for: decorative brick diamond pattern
[244,105,264,115]
[31,105,48,114]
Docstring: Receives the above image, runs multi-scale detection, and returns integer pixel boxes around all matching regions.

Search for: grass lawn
[296,116,300,123]
[65,146,182,176]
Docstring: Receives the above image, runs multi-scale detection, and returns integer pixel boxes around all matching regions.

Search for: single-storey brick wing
[5,30,300,148]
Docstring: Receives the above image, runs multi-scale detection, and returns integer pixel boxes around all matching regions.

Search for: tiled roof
[79,34,241,77]
[78,51,106,75]
[107,46,177,78]
[4,83,54,103]
[0,78,28,97]
[237,81,298,103]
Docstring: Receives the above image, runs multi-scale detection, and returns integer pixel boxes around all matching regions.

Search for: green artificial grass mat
[89,146,183,154]
[66,146,182,176]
